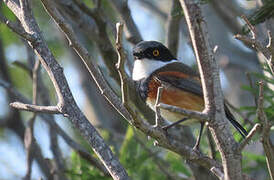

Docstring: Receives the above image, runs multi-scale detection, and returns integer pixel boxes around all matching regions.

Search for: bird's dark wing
[153,62,248,138]
[153,62,202,96]
[155,74,202,96]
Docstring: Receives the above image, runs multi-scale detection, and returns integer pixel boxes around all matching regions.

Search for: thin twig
[246,72,258,108]
[12,0,224,174]
[24,114,37,180]
[235,17,274,75]
[0,36,52,179]
[1,61,111,177]
[71,0,120,81]
[10,102,61,114]
[115,22,128,105]
[179,0,244,179]
[166,0,182,55]
[238,123,261,152]
[266,31,274,75]
[158,103,209,121]
[256,81,274,180]
[110,0,142,44]
[206,129,216,159]
[241,15,257,39]
[154,87,165,127]
[210,167,224,180]
[24,59,40,180]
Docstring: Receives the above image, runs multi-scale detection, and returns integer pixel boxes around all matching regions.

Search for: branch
[36,0,223,175]
[115,22,128,105]
[166,0,182,55]
[41,0,132,120]
[4,0,130,179]
[179,0,244,179]
[114,21,223,175]
[238,123,261,152]
[69,0,120,81]
[256,81,274,179]
[10,102,61,114]
[0,70,110,177]
[24,58,40,180]
[49,128,68,180]
[207,129,217,159]
[114,23,223,175]
[235,17,274,75]
[110,0,142,44]
[0,13,35,42]
[211,167,224,180]
[0,36,53,179]
[24,114,36,180]
[158,103,209,121]
[154,87,166,127]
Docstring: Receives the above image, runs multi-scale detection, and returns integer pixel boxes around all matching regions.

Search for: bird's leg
[162,117,188,131]
[193,122,205,151]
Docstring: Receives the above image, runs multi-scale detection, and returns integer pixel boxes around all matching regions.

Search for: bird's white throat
[132,58,177,81]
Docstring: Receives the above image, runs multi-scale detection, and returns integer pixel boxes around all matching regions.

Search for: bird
[132,40,248,150]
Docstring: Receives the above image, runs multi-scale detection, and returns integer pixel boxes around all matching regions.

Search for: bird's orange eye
[153,49,160,56]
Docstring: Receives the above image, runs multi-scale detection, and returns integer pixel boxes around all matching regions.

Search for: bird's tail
[224,104,248,138]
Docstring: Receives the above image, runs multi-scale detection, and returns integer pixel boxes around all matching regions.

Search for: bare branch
[154,87,165,127]
[245,72,258,108]
[3,1,129,178]
[41,0,132,120]
[158,103,209,121]
[23,114,36,180]
[10,102,61,114]
[112,21,223,173]
[70,0,120,81]
[241,15,257,39]
[211,167,224,180]
[110,0,142,44]
[238,123,261,152]
[235,18,274,75]
[166,0,182,55]
[179,0,244,179]
[256,81,274,179]
[0,13,35,42]
[207,129,217,159]
[6,0,223,175]
[0,37,52,179]
[24,58,40,180]
[115,22,128,105]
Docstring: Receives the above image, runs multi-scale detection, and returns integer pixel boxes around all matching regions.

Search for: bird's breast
[145,74,204,123]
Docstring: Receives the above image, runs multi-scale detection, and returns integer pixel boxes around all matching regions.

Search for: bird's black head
[133,41,176,62]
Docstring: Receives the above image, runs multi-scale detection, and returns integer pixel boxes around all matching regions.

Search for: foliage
[238,64,273,179]
[240,64,274,122]
[67,151,111,180]
[67,126,192,179]
[248,1,274,26]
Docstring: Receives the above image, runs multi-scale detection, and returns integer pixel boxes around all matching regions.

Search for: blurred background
[0,0,273,179]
